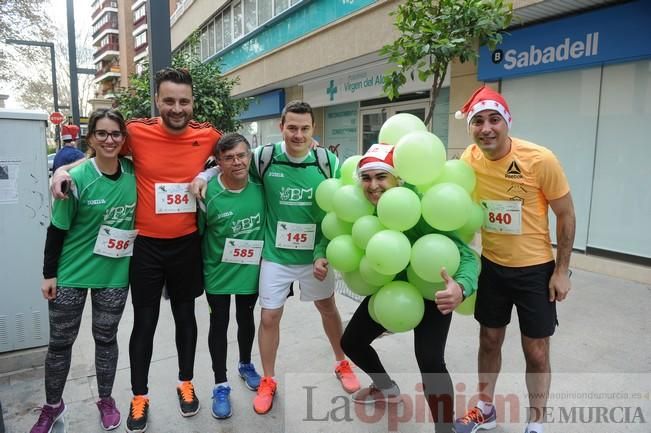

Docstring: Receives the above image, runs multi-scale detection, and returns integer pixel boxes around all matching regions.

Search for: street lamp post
[5,38,61,146]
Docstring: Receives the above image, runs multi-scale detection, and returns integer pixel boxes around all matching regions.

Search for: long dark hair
[85,109,127,157]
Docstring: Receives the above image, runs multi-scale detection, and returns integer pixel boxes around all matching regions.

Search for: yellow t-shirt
[461,138,570,267]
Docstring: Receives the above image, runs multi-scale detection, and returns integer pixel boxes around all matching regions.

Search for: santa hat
[357,144,396,175]
[455,85,512,129]
[61,124,80,142]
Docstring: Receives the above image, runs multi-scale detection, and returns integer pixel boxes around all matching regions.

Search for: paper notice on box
[0,160,20,204]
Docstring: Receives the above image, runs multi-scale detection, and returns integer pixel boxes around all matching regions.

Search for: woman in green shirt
[30,109,136,433]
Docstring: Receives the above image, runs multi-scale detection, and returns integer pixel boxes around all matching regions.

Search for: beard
[160,111,191,131]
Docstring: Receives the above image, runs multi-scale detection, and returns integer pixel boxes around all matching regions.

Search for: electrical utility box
[0,109,50,353]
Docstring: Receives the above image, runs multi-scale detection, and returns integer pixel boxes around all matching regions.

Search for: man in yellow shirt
[453,86,576,433]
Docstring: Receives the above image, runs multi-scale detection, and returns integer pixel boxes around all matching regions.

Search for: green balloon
[373,281,425,332]
[315,178,343,212]
[410,234,460,283]
[455,229,476,244]
[342,270,380,297]
[376,186,421,231]
[332,185,374,223]
[378,113,427,146]
[406,265,445,301]
[359,256,395,286]
[340,155,362,185]
[321,212,353,240]
[352,215,386,250]
[393,131,446,185]
[365,230,411,275]
[455,292,477,316]
[415,181,436,195]
[368,293,379,323]
[325,235,363,273]
[434,159,476,194]
[421,182,473,231]
[457,202,485,234]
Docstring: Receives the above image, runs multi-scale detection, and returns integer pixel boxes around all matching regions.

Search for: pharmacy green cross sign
[326,80,337,101]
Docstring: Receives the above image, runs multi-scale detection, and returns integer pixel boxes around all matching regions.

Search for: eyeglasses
[220,151,250,164]
[93,130,125,142]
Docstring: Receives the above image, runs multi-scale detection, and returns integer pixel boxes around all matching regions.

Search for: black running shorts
[129,231,203,307]
[475,256,557,338]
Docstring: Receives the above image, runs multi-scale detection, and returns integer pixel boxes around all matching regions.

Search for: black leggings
[206,293,258,383]
[129,299,197,395]
[45,287,128,404]
[341,297,454,432]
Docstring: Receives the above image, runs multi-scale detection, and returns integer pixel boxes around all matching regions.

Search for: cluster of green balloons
[319,113,484,331]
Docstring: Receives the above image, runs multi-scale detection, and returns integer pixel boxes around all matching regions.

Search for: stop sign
[49,111,64,125]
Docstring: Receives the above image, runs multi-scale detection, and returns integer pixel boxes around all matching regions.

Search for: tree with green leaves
[381,0,512,126]
[114,41,248,132]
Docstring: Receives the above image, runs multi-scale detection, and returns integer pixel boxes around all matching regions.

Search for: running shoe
[96,396,121,430]
[253,376,277,415]
[352,381,402,404]
[125,395,149,433]
[238,362,261,391]
[29,401,66,433]
[334,360,361,393]
[453,406,497,433]
[211,385,232,419]
[177,381,200,417]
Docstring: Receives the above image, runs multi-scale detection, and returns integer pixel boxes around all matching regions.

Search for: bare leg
[521,335,551,422]
[258,307,283,377]
[313,295,345,361]
[477,325,507,402]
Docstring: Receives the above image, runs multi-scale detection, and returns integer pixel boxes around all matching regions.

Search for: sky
[3,0,93,109]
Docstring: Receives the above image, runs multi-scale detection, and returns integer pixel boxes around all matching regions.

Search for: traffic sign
[49,112,64,125]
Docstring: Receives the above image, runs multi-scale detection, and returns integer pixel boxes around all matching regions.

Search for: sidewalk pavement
[1,268,649,433]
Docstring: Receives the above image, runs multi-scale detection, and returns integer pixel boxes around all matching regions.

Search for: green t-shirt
[251,142,340,265]
[199,175,265,295]
[51,158,136,288]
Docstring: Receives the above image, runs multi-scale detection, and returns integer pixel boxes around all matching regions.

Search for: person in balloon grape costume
[453,86,576,433]
[340,144,479,433]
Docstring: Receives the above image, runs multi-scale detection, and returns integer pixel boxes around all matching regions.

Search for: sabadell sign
[478,0,651,81]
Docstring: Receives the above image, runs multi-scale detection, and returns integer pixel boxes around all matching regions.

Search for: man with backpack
[251,101,360,414]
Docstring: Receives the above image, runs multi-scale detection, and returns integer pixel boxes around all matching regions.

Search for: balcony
[95,64,120,78]
[134,42,148,56]
[93,19,119,39]
[133,13,147,29]
[92,0,118,20]
[131,0,146,11]
[93,42,120,61]
[94,65,120,83]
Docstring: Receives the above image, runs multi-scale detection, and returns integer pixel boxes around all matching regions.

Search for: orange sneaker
[177,381,200,417]
[253,376,277,414]
[335,360,361,393]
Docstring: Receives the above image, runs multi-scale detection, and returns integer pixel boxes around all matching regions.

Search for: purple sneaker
[96,397,121,430]
[29,401,66,433]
